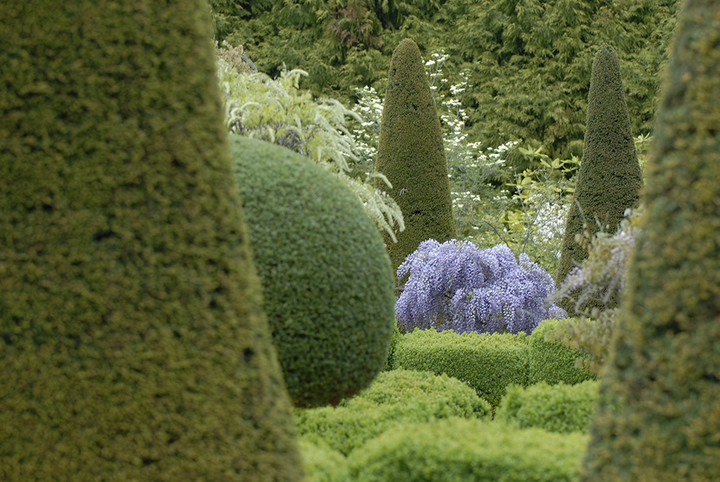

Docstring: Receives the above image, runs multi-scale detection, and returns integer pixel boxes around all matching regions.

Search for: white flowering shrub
[216,42,404,240]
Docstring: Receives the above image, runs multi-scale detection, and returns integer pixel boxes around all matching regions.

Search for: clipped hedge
[528,319,599,386]
[295,369,490,455]
[348,418,588,482]
[230,134,395,407]
[390,328,529,407]
[384,319,401,371]
[496,380,600,434]
[297,438,349,482]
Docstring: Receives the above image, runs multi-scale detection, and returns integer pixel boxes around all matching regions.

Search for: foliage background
[209,0,679,162]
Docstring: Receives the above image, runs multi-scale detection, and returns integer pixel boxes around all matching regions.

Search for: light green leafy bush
[390,329,529,407]
[528,318,598,385]
[216,42,404,240]
[295,369,490,455]
[347,418,588,482]
[297,438,349,482]
[496,380,600,434]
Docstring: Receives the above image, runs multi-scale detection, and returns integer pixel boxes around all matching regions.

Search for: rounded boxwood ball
[230,134,396,408]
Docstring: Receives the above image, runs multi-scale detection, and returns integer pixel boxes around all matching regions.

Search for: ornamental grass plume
[396,240,566,335]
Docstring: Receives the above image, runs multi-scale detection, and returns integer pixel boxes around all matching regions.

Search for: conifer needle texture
[557,44,643,313]
[375,38,456,274]
[0,1,302,480]
[582,2,720,480]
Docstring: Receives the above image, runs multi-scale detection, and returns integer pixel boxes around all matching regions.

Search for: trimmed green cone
[581,3,720,480]
[557,44,643,312]
[374,38,456,277]
[0,1,303,480]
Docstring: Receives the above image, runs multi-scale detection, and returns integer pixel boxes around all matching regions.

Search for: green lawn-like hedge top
[391,320,596,407]
[496,380,600,434]
[296,369,491,456]
[348,418,588,482]
[230,134,396,408]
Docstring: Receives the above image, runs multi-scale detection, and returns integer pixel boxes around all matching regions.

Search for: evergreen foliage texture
[374,38,456,273]
[295,369,491,455]
[210,1,678,160]
[0,1,303,480]
[230,135,395,408]
[496,380,599,434]
[391,329,530,407]
[448,0,678,159]
[557,44,643,313]
[527,319,598,386]
[347,418,588,482]
[396,240,565,335]
[582,1,720,480]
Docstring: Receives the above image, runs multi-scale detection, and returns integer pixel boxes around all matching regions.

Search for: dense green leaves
[211,0,679,159]
[0,1,303,480]
[556,43,643,311]
[374,38,456,273]
[582,1,720,478]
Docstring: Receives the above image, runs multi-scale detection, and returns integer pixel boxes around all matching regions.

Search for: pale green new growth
[216,43,404,241]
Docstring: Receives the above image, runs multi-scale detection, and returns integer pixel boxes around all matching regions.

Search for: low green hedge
[295,369,490,455]
[347,418,588,482]
[297,437,349,482]
[495,380,600,433]
[527,318,598,386]
[390,328,529,407]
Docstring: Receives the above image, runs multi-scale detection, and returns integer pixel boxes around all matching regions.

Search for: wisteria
[396,240,566,335]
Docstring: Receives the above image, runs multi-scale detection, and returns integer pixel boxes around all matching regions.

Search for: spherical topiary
[374,38,456,275]
[0,1,302,480]
[557,44,643,313]
[230,134,396,408]
[582,3,720,480]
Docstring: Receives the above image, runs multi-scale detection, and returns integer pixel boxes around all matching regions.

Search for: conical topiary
[581,2,720,480]
[556,44,643,313]
[374,38,456,277]
[0,1,303,480]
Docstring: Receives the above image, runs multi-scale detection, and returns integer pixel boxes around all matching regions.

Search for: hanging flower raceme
[396,240,566,335]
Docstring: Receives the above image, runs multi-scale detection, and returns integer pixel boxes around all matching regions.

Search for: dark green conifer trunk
[582,2,720,479]
[375,38,456,277]
[557,44,643,313]
[0,1,303,480]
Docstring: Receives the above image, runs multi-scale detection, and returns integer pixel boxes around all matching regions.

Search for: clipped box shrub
[230,134,396,407]
[496,380,600,434]
[297,437,349,482]
[391,328,529,407]
[528,318,598,386]
[348,418,588,482]
[295,369,490,455]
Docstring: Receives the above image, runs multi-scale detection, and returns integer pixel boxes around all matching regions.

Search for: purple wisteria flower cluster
[396,239,566,335]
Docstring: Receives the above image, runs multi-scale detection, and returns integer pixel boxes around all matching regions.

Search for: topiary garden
[4,1,717,480]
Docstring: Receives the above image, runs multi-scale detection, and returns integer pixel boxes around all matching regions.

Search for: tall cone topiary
[0,1,303,481]
[374,38,456,276]
[557,44,643,313]
[581,2,720,480]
